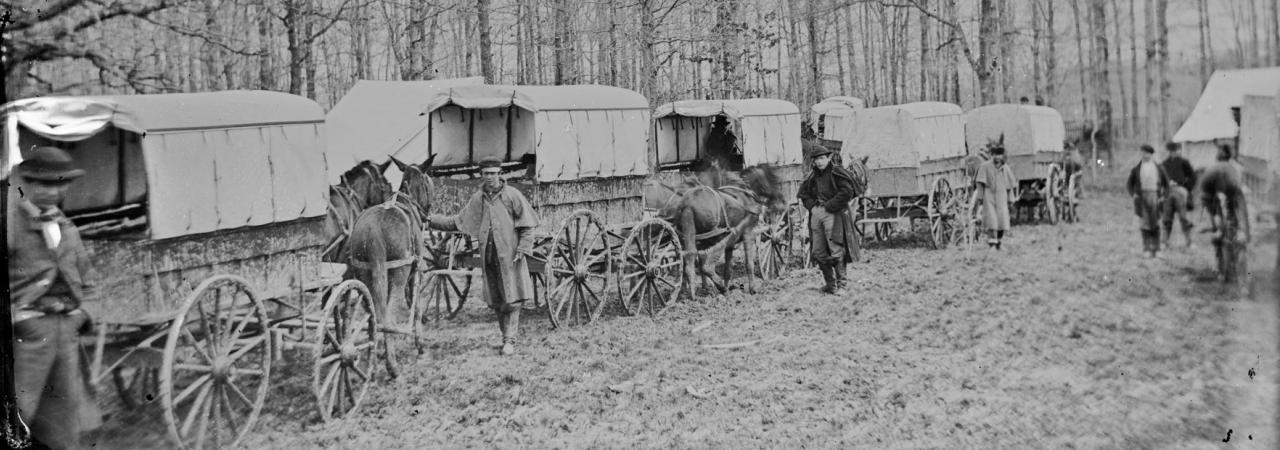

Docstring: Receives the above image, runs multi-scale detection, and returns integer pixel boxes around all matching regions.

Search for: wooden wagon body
[2,92,393,449]
[837,102,973,248]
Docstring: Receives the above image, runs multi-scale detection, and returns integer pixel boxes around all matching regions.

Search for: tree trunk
[259,0,274,89]
[1130,0,1139,134]
[807,0,822,102]
[1144,0,1156,143]
[1249,0,1261,65]
[862,1,876,104]
[1089,0,1111,163]
[1230,0,1246,66]
[1271,0,1279,65]
[1046,0,1056,106]
[1156,0,1169,140]
[844,1,858,97]
[553,0,571,85]
[638,0,657,101]
[835,5,848,95]
[919,0,930,101]
[1111,0,1126,136]
[303,0,317,99]
[1071,0,1089,126]
[998,0,1014,102]
[202,0,224,90]
[977,0,998,104]
[1032,0,1042,99]
[285,0,304,95]
[477,0,494,83]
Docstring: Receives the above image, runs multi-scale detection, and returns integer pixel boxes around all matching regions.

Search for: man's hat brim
[16,166,86,182]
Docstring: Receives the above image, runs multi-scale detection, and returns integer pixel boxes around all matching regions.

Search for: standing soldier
[8,146,102,449]
[797,146,862,294]
[975,146,1016,250]
[1160,141,1197,248]
[427,157,539,356]
[1127,144,1170,258]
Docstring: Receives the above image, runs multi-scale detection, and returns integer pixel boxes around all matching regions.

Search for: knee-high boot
[818,262,836,294]
[499,307,520,356]
[833,261,847,292]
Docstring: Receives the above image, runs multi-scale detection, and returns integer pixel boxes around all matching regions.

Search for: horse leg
[722,243,734,294]
[742,226,758,295]
[678,207,702,297]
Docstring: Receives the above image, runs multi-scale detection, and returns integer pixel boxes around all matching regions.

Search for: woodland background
[3,0,1280,149]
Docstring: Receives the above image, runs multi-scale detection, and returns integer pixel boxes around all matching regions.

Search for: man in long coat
[975,146,1017,250]
[797,146,862,294]
[8,146,102,449]
[1127,144,1170,258]
[428,157,539,355]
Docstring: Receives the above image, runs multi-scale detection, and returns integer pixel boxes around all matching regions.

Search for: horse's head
[740,164,787,213]
[391,154,435,217]
[340,160,393,208]
[984,134,1006,155]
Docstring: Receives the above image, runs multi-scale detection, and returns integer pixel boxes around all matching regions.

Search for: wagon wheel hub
[211,357,234,381]
[645,262,661,278]
[574,265,589,281]
[340,343,360,363]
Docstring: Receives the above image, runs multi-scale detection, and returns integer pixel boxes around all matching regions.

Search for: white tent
[652,98,803,167]
[810,96,866,140]
[1172,67,1280,168]
[406,85,650,182]
[325,77,483,183]
[3,91,329,240]
[1240,94,1278,164]
[839,102,966,170]
[963,104,1066,156]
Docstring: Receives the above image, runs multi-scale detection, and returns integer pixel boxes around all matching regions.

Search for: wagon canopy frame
[652,98,803,169]
[398,84,650,183]
[2,91,329,240]
[963,104,1066,157]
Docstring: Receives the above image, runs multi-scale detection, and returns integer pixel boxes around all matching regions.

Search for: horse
[343,155,435,376]
[323,161,394,263]
[650,163,786,295]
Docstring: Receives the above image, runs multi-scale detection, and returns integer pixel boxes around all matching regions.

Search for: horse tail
[364,236,390,324]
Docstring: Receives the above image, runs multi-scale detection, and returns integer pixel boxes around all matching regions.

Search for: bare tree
[1155,0,1169,140]
[478,0,494,83]
[1071,0,1089,124]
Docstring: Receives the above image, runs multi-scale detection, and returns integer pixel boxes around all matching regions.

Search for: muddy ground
[87,170,1279,449]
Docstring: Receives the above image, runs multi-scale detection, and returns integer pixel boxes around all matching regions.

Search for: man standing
[8,146,101,449]
[1160,142,1197,248]
[428,157,539,355]
[703,115,742,171]
[1127,144,1170,258]
[975,146,1016,250]
[797,146,862,294]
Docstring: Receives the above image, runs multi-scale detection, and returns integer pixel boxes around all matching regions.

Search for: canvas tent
[809,96,866,140]
[1172,67,1280,168]
[963,104,1066,156]
[839,102,966,170]
[1239,93,1279,198]
[652,98,803,168]
[2,91,328,240]
[400,84,650,182]
[325,77,483,184]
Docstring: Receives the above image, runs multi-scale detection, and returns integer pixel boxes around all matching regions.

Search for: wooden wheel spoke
[626,279,645,302]
[225,381,254,410]
[180,381,214,438]
[222,308,256,353]
[623,270,646,280]
[180,327,216,365]
[172,374,212,407]
[352,365,370,382]
[219,385,242,436]
[195,299,220,358]
[224,336,267,364]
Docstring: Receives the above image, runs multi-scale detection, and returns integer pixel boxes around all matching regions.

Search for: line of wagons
[1,83,1080,449]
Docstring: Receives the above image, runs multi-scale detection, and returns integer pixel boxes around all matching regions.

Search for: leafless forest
[4,0,1280,145]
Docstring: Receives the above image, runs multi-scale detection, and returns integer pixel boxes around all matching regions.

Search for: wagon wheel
[160,275,272,450]
[311,280,378,422]
[1063,173,1080,223]
[961,189,984,248]
[851,197,876,242]
[755,209,791,279]
[784,203,808,266]
[927,178,956,249]
[618,219,685,316]
[1042,165,1061,225]
[546,210,614,328]
[420,268,470,322]
[113,365,161,410]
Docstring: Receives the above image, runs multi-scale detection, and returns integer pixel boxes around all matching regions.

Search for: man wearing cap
[797,145,862,294]
[703,115,742,171]
[975,146,1016,250]
[1127,144,1170,258]
[1161,141,1197,248]
[8,146,101,449]
[427,157,539,355]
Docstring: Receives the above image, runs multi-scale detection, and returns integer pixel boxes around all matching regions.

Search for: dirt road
[88,183,1278,449]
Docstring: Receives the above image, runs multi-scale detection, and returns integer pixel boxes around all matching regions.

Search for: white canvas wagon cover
[1172,67,1280,144]
[326,77,483,182]
[810,96,866,138]
[653,98,803,166]
[2,91,328,240]
[963,104,1065,156]
[838,102,966,170]
[405,84,650,182]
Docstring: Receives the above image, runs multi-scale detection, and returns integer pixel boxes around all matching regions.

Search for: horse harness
[347,192,427,271]
[321,185,364,261]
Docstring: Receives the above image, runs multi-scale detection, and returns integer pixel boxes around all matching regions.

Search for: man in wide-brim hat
[427,156,539,356]
[8,146,102,449]
[797,144,862,295]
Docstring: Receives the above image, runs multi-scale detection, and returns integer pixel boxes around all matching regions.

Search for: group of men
[1127,141,1247,259]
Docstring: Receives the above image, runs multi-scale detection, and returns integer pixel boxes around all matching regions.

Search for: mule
[344,156,435,377]
[323,160,394,262]
[651,163,786,295]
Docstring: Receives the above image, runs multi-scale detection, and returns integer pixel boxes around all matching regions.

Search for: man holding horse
[798,146,861,295]
[1127,144,1170,258]
[7,146,102,449]
[428,157,539,356]
[1160,141,1197,248]
[975,146,1016,250]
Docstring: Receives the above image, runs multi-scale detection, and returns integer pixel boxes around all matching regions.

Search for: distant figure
[1019,96,1030,104]
[427,157,539,356]
[703,115,742,171]
[8,146,103,449]
[797,145,862,295]
[1127,144,1169,258]
[1199,144,1249,241]
[975,146,1017,250]
[1034,96,1046,106]
[1160,142,1197,248]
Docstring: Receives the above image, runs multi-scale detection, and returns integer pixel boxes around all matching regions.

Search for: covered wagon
[809,95,866,142]
[963,103,1069,223]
